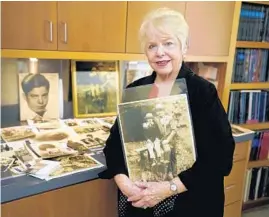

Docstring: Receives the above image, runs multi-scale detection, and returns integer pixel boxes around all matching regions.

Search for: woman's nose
[156,45,165,57]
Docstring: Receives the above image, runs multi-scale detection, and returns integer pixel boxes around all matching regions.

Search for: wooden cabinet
[126,1,186,53]
[224,201,241,217]
[2,1,235,56]
[223,140,251,217]
[1,1,57,50]
[1,179,118,217]
[185,1,235,56]
[1,2,126,53]
[57,2,127,53]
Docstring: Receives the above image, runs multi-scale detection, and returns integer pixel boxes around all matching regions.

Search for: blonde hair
[139,8,189,53]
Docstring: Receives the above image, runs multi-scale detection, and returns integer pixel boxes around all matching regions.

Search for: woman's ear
[182,39,188,55]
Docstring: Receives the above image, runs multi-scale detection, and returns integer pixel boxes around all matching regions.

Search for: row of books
[249,130,269,161]
[243,167,269,203]
[228,90,269,124]
[232,49,269,83]
[238,2,269,42]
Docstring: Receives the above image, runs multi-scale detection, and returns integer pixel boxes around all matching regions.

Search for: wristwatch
[169,180,178,193]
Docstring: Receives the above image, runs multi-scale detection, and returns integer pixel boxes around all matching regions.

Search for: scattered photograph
[62,119,79,127]
[31,128,76,143]
[0,126,36,142]
[10,165,25,175]
[80,136,104,150]
[99,116,116,125]
[14,145,37,169]
[72,126,101,135]
[1,143,15,153]
[18,73,60,121]
[25,141,77,159]
[28,119,63,131]
[27,160,60,176]
[94,116,116,129]
[47,154,103,179]
[118,94,196,182]
[1,156,15,172]
[67,140,90,154]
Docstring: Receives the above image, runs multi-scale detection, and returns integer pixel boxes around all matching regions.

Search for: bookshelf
[243,197,269,210]
[239,122,269,131]
[230,82,269,90]
[236,41,269,49]
[223,1,269,211]
[248,159,269,168]
[245,1,269,6]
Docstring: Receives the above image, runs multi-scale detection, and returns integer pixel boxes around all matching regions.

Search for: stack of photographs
[0,116,114,181]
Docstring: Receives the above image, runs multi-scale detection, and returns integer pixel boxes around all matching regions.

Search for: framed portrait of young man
[71,60,120,118]
[18,73,60,121]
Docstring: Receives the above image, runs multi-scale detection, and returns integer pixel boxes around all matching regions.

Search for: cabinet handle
[48,21,53,42]
[225,185,235,190]
[62,22,68,44]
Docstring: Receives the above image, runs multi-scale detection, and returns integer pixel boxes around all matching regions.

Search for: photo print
[18,73,60,121]
[118,94,196,182]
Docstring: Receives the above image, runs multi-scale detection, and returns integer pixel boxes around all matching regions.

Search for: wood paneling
[1,179,118,217]
[1,2,57,50]
[126,1,186,53]
[185,1,235,56]
[224,201,241,217]
[57,2,127,53]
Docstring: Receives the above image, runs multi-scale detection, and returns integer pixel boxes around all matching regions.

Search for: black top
[99,63,235,217]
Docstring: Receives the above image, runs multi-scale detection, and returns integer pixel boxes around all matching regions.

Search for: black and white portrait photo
[18,73,60,121]
[118,94,196,182]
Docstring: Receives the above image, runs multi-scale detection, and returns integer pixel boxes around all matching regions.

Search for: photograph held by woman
[99,8,235,217]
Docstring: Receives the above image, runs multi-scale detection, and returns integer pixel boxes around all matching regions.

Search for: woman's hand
[127,181,172,208]
[114,174,143,198]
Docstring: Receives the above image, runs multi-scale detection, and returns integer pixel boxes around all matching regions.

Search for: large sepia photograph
[18,73,60,121]
[118,94,196,182]
[72,61,119,118]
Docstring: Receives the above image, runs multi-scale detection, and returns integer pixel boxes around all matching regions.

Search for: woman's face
[144,26,183,78]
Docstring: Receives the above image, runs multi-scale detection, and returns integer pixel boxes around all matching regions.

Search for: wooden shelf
[243,1,269,6]
[248,159,269,168]
[238,122,269,130]
[243,197,269,211]
[1,49,229,63]
[230,82,269,90]
[236,41,269,49]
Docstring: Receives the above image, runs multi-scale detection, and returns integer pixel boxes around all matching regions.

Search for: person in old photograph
[21,73,50,120]
[19,73,60,121]
[141,112,162,180]
[99,7,235,217]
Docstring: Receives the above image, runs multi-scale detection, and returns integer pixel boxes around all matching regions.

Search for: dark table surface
[1,131,254,204]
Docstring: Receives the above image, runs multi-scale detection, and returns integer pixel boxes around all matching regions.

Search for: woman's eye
[148,44,156,50]
[165,41,173,46]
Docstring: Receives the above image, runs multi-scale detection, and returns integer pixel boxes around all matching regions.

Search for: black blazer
[99,63,235,217]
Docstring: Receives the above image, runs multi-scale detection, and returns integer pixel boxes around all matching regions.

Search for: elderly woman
[99,8,235,217]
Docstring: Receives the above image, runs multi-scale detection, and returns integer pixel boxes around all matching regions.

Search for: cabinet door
[1,2,57,50]
[126,1,186,54]
[57,2,127,53]
[185,2,234,56]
